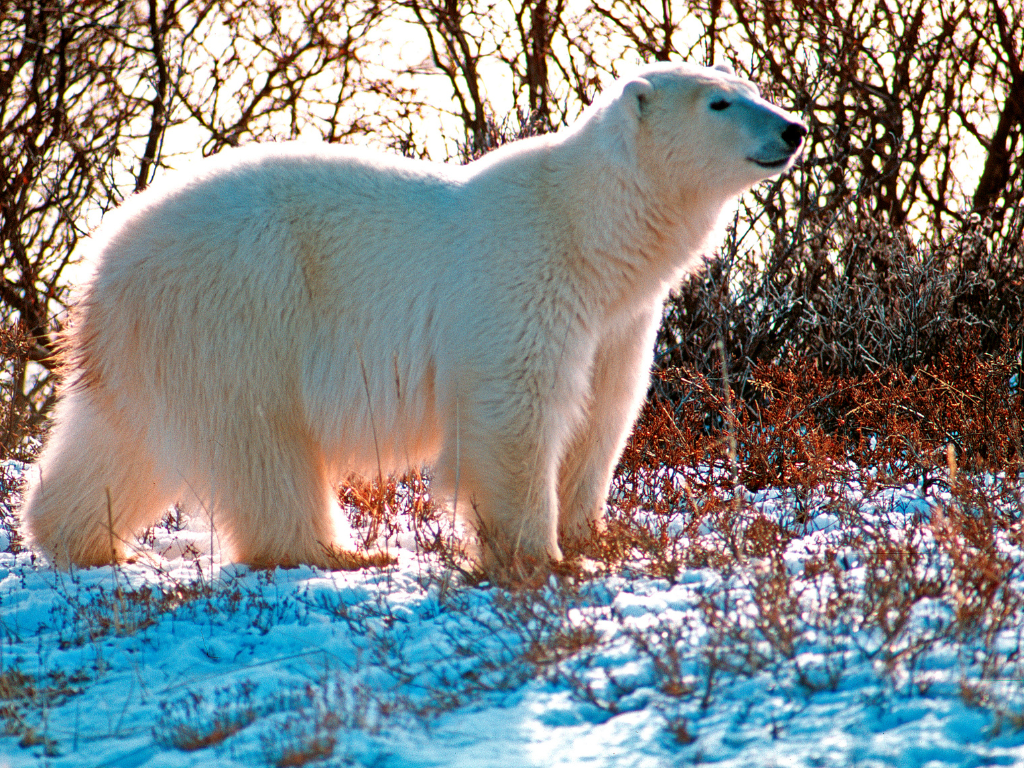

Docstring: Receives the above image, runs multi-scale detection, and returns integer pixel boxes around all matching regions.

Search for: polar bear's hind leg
[21,390,178,567]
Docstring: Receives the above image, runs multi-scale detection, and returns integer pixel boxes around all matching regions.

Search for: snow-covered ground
[0,460,1022,768]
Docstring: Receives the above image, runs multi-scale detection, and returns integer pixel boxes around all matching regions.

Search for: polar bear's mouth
[748,156,793,170]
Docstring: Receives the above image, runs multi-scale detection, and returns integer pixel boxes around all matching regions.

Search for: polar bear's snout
[781,122,808,150]
[750,121,806,169]
[744,101,807,170]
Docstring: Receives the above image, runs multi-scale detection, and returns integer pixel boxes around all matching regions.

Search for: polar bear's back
[73,145,490,476]
[95,144,465,280]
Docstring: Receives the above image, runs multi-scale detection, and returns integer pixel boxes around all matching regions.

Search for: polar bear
[21,62,805,577]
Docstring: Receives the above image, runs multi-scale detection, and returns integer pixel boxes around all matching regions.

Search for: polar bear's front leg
[557,310,661,549]
[436,387,568,579]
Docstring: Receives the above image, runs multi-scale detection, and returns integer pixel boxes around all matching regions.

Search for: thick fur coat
[22,62,805,575]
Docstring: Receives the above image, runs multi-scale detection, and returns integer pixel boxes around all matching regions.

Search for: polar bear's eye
[709,99,731,111]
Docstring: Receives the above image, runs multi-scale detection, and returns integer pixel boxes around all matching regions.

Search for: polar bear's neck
[547,137,735,313]
[460,130,733,318]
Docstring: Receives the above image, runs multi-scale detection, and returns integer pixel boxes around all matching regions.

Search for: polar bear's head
[587,62,806,199]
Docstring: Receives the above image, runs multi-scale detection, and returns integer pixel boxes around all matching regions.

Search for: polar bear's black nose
[782,122,807,150]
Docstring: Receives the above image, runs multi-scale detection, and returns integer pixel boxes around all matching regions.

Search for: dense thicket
[2,1,1021,457]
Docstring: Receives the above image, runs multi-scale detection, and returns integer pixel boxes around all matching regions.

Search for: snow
[0,460,1022,767]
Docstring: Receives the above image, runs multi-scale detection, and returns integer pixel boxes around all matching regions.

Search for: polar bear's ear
[602,76,653,165]
[621,77,654,120]
[713,63,734,75]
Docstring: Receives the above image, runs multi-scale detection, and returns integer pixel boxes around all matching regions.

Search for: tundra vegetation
[0,2,1021,764]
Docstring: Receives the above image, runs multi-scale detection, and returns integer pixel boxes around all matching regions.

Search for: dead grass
[0,221,1021,759]
[0,668,87,756]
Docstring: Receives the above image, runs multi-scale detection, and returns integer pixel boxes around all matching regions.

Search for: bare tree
[580,1,1022,379]
[399,0,614,155]
[2,0,1021,454]
[0,0,393,455]
[170,0,395,154]
[2,1,144,452]
[965,1,1023,220]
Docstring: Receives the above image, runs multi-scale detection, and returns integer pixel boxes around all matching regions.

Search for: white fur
[21,63,804,574]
